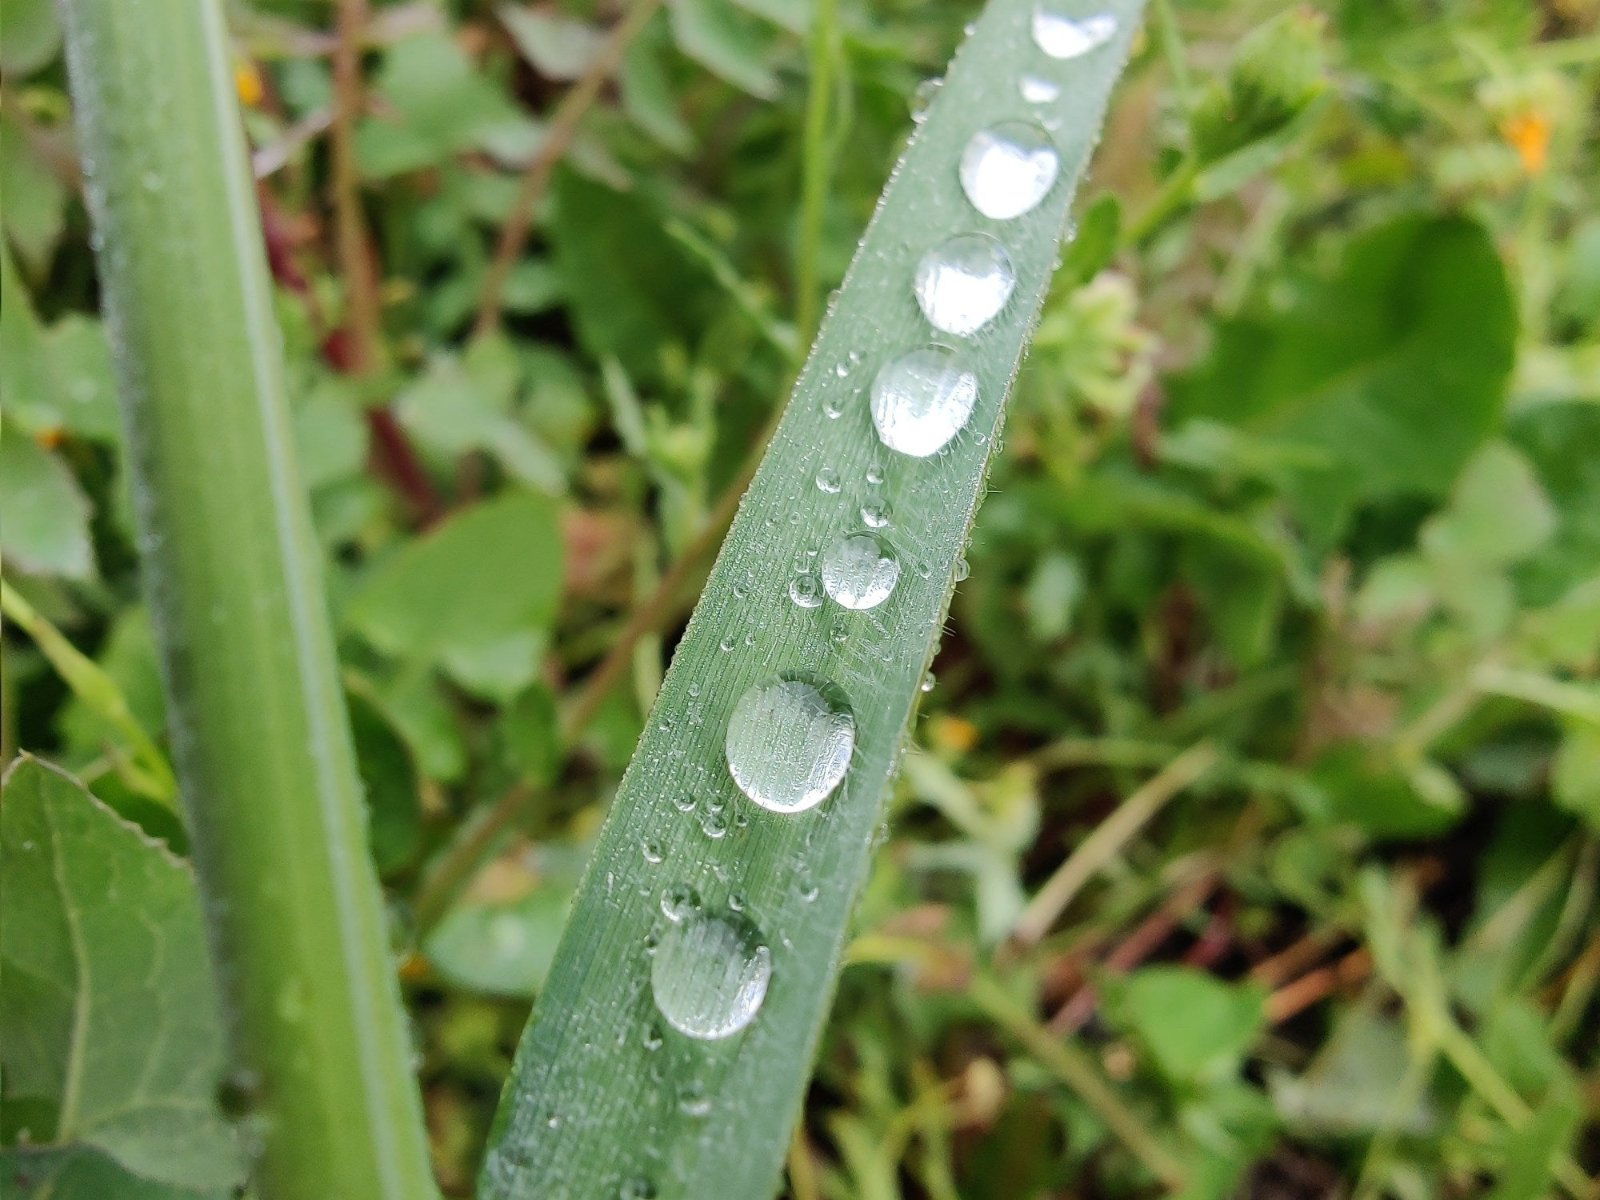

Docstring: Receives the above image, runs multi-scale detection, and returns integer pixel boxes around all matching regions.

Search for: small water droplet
[823,393,846,419]
[650,910,772,1040]
[865,463,885,485]
[910,78,942,122]
[728,891,746,912]
[726,674,856,814]
[860,501,891,529]
[798,873,820,902]
[954,556,971,582]
[1032,7,1118,59]
[701,810,729,839]
[815,466,842,494]
[719,634,736,652]
[642,1023,664,1051]
[680,1082,712,1117]
[914,233,1017,336]
[821,532,901,611]
[789,571,825,608]
[620,1176,657,1200]
[870,345,979,458]
[829,621,850,645]
[959,121,1060,221]
[920,671,937,693]
[662,884,700,922]
[641,839,663,864]
[1020,74,1062,104]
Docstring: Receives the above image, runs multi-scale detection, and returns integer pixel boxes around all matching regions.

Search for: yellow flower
[1500,111,1550,175]
[234,60,264,108]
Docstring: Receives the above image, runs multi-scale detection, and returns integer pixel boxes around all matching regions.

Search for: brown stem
[472,0,665,339]
[329,0,384,373]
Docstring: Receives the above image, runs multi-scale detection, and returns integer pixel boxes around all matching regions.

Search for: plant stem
[473,0,664,339]
[57,2,437,1196]
[969,976,1187,1191]
[330,0,384,374]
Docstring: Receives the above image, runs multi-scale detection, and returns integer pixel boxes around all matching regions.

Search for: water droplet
[865,463,885,486]
[650,910,772,1040]
[728,891,746,912]
[1032,7,1118,59]
[620,1176,657,1200]
[821,532,901,611]
[662,884,700,922]
[913,233,1017,336]
[680,1081,712,1117]
[870,345,979,458]
[701,810,728,839]
[860,501,891,529]
[641,839,663,864]
[798,873,820,902]
[910,78,942,122]
[958,122,1060,221]
[726,674,855,814]
[719,634,736,652]
[954,556,971,582]
[815,466,842,494]
[920,671,937,693]
[823,394,846,419]
[789,571,825,608]
[1020,74,1062,104]
[642,1023,664,1051]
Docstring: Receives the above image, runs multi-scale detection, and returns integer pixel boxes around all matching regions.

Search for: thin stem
[1012,742,1220,945]
[329,0,384,373]
[473,0,664,340]
[795,0,840,342]
[969,976,1187,1191]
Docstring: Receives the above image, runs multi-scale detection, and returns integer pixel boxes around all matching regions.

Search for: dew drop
[958,121,1060,221]
[725,674,855,814]
[701,810,728,839]
[650,910,772,1040]
[719,634,736,652]
[870,345,979,458]
[860,501,891,529]
[1020,74,1062,104]
[641,839,664,864]
[1032,7,1118,59]
[679,1082,712,1117]
[910,78,941,122]
[815,466,841,494]
[822,394,846,419]
[920,671,937,693]
[662,884,700,922]
[913,233,1017,336]
[821,532,901,611]
[620,1176,657,1200]
[954,556,971,582]
[865,463,885,486]
[789,571,825,609]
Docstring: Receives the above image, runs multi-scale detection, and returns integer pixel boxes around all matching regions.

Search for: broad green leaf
[1,246,121,440]
[481,3,1146,1195]
[498,5,604,80]
[1169,214,1515,532]
[1113,967,1266,1085]
[0,757,244,1195]
[0,423,94,579]
[550,171,718,380]
[344,491,563,702]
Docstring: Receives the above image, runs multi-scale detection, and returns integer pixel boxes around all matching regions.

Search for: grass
[479,4,1145,1195]
[2,0,1597,1197]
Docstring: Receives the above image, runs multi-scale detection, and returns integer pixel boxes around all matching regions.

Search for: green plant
[50,1,434,1196]
[480,3,1146,1195]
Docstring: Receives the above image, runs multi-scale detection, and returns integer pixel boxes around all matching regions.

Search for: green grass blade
[56,2,436,1196]
[483,2,1146,1196]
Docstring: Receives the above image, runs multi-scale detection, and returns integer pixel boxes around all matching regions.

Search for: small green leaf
[0,757,244,1194]
[0,424,94,579]
[1114,967,1266,1085]
[498,5,604,80]
[0,111,68,274]
[669,0,782,99]
[345,491,564,701]
[1420,441,1556,571]
[0,0,61,75]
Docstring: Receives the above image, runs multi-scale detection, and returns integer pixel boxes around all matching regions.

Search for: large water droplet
[1032,7,1118,59]
[958,122,1060,221]
[650,910,772,1040]
[870,345,978,458]
[913,233,1017,336]
[726,674,855,814]
[821,532,901,611]
[789,572,825,608]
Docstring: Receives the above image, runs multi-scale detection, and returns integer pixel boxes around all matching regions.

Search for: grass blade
[56,2,436,1196]
[483,2,1146,1196]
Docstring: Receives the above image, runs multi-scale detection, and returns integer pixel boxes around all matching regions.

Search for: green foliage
[0,757,243,1198]
[3,0,1597,1196]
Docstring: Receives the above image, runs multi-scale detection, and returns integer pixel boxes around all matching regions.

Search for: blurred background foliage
[1,0,1597,1195]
